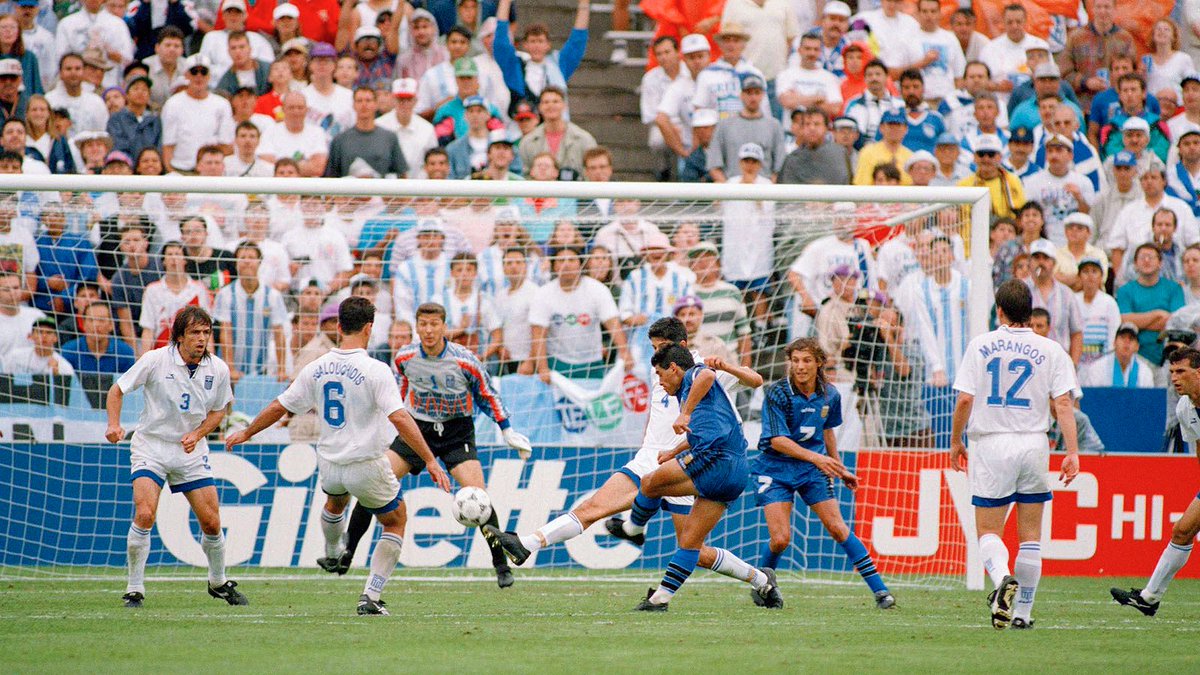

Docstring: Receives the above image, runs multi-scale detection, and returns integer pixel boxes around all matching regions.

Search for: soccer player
[950,279,1080,629]
[225,297,452,615]
[1111,346,1200,616]
[333,302,533,588]
[484,318,780,606]
[754,338,896,610]
[104,306,248,608]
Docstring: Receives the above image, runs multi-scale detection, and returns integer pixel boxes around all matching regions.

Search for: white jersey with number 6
[277,348,406,464]
[952,325,1076,435]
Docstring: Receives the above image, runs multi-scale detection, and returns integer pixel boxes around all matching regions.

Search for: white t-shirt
[2,347,75,376]
[1076,290,1121,368]
[1143,51,1196,94]
[1022,169,1098,245]
[1079,352,1156,388]
[855,9,923,70]
[953,325,1077,435]
[138,278,213,345]
[376,112,438,178]
[528,277,620,365]
[44,85,109,136]
[641,66,680,148]
[1109,195,1200,251]
[161,92,235,171]
[301,84,355,138]
[0,226,40,273]
[258,121,330,163]
[0,306,45,355]
[720,175,776,281]
[789,233,878,304]
[277,347,406,464]
[774,64,842,124]
[657,72,698,150]
[199,29,276,82]
[1176,394,1200,442]
[497,280,539,362]
[55,9,133,89]
[979,34,1040,87]
[416,61,457,115]
[916,27,967,101]
[876,233,921,290]
[116,345,233,444]
[281,225,353,289]
[224,154,275,178]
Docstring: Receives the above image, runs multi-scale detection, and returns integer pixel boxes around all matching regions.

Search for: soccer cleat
[874,590,896,610]
[481,525,531,566]
[208,580,249,606]
[122,591,144,608]
[496,564,515,589]
[989,575,1018,629]
[1010,617,1035,630]
[634,587,668,612]
[316,554,350,575]
[753,568,784,609]
[1110,587,1159,617]
[356,594,389,616]
[604,516,645,547]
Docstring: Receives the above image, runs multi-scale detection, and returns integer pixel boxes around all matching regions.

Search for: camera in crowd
[1159,329,1198,366]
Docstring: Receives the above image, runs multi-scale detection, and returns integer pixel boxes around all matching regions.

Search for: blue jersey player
[634,344,753,611]
[753,338,896,609]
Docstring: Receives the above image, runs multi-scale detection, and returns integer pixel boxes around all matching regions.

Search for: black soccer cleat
[604,516,645,547]
[753,568,784,609]
[482,525,531,566]
[317,550,353,575]
[496,564,515,589]
[208,580,249,606]
[634,587,668,612]
[357,594,389,616]
[990,575,1018,629]
[122,591,144,608]
[874,590,896,610]
[1111,587,1159,616]
[1010,617,1035,630]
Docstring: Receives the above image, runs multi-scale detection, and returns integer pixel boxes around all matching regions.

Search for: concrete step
[567,86,640,112]
[567,61,647,91]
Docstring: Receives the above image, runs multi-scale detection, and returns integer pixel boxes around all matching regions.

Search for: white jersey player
[482,316,782,606]
[226,297,451,615]
[950,280,1079,630]
[1111,347,1200,617]
[104,306,248,609]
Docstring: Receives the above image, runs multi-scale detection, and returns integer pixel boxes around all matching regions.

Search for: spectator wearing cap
[1000,125,1036,181]
[143,26,185,109]
[494,0,590,107]
[1102,75,1170,162]
[775,32,842,123]
[831,115,860,169]
[472,138,521,181]
[299,41,354,136]
[213,242,289,383]
[214,31,271,97]
[1009,52,1080,118]
[268,4,303,53]
[1023,133,1097,245]
[1025,237,1084,362]
[706,73,784,183]
[814,262,860,381]
[677,107,717,183]
[1079,321,1156,388]
[0,59,29,124]
[779,108,849,185]
[277,38,310,86]
[432,57,504,144]
[1109,161,1200,275]
[1092,149,1142,247]
[292,0,342,45]
[853,109,911,186]
[397,8,447,83]
[978,4,1041,98]
[1009,62,1085,132]
[45,53,108,136]
[54,0,132,90]
[1055,213,1107,290]
[516,86,595,180]
[1058,0,1135,110]
[341,26,393,92]
[803,1,850,77]
[930,132,968,186]
[104,74,159,162]
[855,0,925,76]
[721,0,798,120]
[198,1,274,81]
[0,14,41,96]
[1169,129,1200,217]
[617,229,693,334]
[415,25,474,120]
[375,77,438,177]
[1074,254,1120,367]
[693,22,763,118]
[912,0,965,102]
[1168,73,1200,143]
[257,91,328,177]
[655,34,711,172]
[161,54,234,171]
[958,133,1025,219]
[1117,242,1186,364]
[325,86,407,178]
[12,0,56,92]
[641,36,682,181]
[904,150,937,187]
[843,59,902,151]
[673,294,735,364]
[686,241,751,365]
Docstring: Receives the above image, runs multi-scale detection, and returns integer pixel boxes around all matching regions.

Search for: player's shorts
[389,416,477,475]
[318,455,402,514]
[968,432,1052,507]
[678,450,749,504]
[129,432,214,493]
[731,277,770,293]
[750,453,835,508]
[618,445,695,514]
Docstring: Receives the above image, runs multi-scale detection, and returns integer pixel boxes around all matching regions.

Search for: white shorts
[620,446,695,513]
[319,455,402,513]
[968,432,1052,507]
[129,432,214,493]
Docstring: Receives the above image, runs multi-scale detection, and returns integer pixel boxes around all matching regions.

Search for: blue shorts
[732,277,770,293]
[751,453,835,508]
[678,451,749,504]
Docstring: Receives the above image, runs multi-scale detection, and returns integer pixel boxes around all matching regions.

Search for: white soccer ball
[451,487,493,528]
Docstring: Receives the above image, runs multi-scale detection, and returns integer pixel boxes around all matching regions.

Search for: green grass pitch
[1,570,1197,673]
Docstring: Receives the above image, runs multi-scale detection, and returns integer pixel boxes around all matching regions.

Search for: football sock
[524,513,584,552]
[201,532,227,588]
[710,547,768,590]
[650,547,700,604]
[344,503,374,558]
[979,533,1011,588]
[759,544,782,570]
[126,524,151,594]
[1142,542,1193,603]
[838,533,888,594]
[320,508,346,557]
[364,533,403,601]
[1012,541,1041,621]
[626,492,661,535]
[483,508,507,568]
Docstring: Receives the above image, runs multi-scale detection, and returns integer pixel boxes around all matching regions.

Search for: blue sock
[629,492,662,528]
[839,533,888,594]
[654,547,700,601]
[760,543,782,570]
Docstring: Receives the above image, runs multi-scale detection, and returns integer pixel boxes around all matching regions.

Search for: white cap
[478,16,497,37]
[273,3,299,19]
[680,34,710,55]
[184,54,212,71]
[221,0,247,12]
[974,133,1003,154]
[738,142,764,162]
[904,150,936,170]
[691,108,719,128]
[391,77,417,98]
[1024,36,1050,53]
[1029,238,1057,258]
[823,1,852,17]
[355,25,383,42]
[1122,116,1151,133]
[0,60,23,78]
[1063,212,1094,232]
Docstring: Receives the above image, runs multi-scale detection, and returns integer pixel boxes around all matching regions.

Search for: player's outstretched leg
[188,486,248,606]
[1112,500,1199,616]
[812,500,894,609]
[481,507,514,588]
[316,503,348,573]
[699,544,782,609]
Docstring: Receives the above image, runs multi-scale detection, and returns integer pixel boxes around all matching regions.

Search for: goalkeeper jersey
[393,340,511,428]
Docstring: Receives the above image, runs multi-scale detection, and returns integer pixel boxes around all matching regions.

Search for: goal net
[0,175,991,589]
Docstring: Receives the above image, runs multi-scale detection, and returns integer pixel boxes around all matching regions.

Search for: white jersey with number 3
[116,346,233,444]
[277,348,406,464]
[953,325,1076,436]
[1176,395,1200,442]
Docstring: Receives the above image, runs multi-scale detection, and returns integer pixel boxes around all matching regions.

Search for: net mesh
[0,179,986,589]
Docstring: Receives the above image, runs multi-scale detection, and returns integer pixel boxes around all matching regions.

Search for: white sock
[320,508,346,558]
[1143,542,1193,603]
[623,519,645,536]
[1012,541,1041,621]
[201,533,227,588]
[126,524,151,594]
[649,586,674,604]
[710,548,768,589]
[979,533,1010,588]
[524,513,584,552]
[364,533,403,601]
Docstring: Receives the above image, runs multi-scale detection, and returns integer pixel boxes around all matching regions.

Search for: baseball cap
[1033,62,1060,79]
[184,54,212,72]
[318,304,339,324]
[973,134,1003,154]
[1029,238,1057,258]
[1112,149,1138,167]
[494,205,521,222]
[82,48,113,71]
[281,38,309,55]
[716,22,751,39]
[687,241,720,258]
[1077,255,1105,272]
[738,142,764,162]
[349,273,377,290]
[31,316,57,330]
[673,295,704,315]
[221,0,247,12]
[392,78,417,98]
[513,100,538,121]
[1183,72,1200,87]
[904,150,936,170]
[1121,116,1151,133]
[1044,133,1072,149]
[740,73,765,91]
[0,60,22,78]
[935,131,959,147]
[415,218,444,234]
[640,231,671,252]
[15,0,39,6]
[1179,129,1200,145]
[822,1,852,17]
[104,150,133,168]
[1063,212,1094,232]
[832,116,858,131]
[829,264,860,279]
[411,7,436,24]
[309,42,336,59]
[1009,126,1034,144]
[453,57,479,78]
[1117,321,1139,338]
[354,26,383,42]
[462,95,487,110]
[273,3,299,19]
[126,74,153,90]
[692,108,719,128]
[880,109,906,125]
[680,34,710,55]
[1023,36,1050,53]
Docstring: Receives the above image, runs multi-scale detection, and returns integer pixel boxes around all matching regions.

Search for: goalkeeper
[324,303,533,589]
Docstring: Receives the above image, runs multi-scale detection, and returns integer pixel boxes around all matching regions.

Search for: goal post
[0,174,991,588]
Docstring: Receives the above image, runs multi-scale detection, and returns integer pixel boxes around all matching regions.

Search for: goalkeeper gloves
[503,428,533,460]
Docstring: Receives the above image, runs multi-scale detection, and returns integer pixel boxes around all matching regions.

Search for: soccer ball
[451,487,493,527]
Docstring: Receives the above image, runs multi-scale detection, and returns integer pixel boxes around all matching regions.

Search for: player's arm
[529,324,549,381]
[388,408,452,491]
[703,355,763,388]
[225,400,289,449]
[658,438,690,464]
[273,325,288,381]
[822,427,858,490]
[1069,331,1082,365]
[182,408,226,453]
[673,367,714,434]
[768,435,847,478]
[949,391,973,471]
[1052,392,1080,486]
[104,384,125,443]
